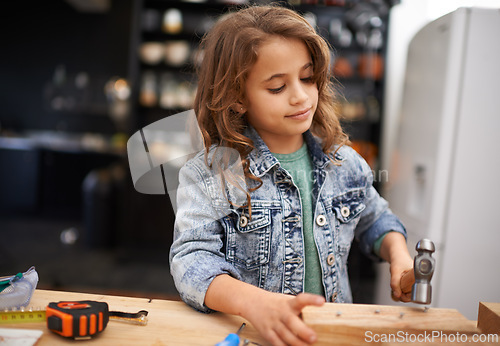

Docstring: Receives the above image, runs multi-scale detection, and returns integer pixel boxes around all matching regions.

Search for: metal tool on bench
[396,239,436,304]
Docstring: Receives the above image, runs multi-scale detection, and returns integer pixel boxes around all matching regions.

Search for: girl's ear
[232,103,247,114]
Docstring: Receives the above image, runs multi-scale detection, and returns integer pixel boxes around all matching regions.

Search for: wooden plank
[302,303,482,345]
[478,302,500,335]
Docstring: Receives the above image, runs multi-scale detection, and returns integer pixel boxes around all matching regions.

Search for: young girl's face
[243,36,318,154]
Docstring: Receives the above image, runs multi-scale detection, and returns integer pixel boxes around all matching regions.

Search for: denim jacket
[169,126,406,312]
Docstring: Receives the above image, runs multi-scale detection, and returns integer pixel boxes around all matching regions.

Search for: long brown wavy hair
[194,4,349,204]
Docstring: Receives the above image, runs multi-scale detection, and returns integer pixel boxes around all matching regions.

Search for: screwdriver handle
[215,323,246,346]
[215,333,240,346]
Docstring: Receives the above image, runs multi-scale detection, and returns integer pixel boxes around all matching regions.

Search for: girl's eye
[267,76,314,94]
[268,85,285,94]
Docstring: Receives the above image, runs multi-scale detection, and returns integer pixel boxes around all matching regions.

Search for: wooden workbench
[1,290,498,345]
[1,289,265,345]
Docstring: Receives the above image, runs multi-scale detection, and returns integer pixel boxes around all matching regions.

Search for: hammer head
[412,239,436,304]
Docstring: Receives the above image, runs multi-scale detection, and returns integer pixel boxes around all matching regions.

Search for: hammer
[395,239,436,304]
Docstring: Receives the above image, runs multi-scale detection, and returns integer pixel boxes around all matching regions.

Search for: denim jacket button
[327,253,335,266]
[331,292,338,302]
[340,206,350,218]
[239,215,248,228]
[316,214,327,226]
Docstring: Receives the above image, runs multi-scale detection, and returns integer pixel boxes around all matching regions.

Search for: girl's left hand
[389,260,414,302]
[378,232,414,302]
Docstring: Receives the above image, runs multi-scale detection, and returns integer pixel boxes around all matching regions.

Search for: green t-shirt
[273,143,325,296]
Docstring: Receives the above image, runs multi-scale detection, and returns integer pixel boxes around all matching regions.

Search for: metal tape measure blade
[0,309,47,324]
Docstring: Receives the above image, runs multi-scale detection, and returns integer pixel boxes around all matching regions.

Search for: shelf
[141,31,200,41]
[139,62,197,74]
[136,107,190,127]
[143,0,227,10]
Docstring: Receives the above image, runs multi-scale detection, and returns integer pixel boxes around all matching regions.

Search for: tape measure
[0,300,148,339]
[46,300,109,339]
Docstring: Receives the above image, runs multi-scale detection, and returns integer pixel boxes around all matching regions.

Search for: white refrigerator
[374,7,500,320]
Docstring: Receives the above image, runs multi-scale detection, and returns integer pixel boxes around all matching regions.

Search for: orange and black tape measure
[46,300,109,339]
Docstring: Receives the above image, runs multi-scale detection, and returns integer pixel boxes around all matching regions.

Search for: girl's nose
[290,82,308,105]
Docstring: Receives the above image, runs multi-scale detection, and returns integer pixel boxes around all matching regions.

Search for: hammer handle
[391,269,414,301]
[400,269,414,294]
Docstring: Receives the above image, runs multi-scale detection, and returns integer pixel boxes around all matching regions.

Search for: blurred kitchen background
[1,0,499,316]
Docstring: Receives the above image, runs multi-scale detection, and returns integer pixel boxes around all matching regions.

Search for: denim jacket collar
[244,125,339,177]
[244,126,280,178]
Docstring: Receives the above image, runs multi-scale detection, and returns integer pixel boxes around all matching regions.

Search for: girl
[170,5,413,346]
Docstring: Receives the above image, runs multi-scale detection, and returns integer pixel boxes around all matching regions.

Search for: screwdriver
[216,322,246,346]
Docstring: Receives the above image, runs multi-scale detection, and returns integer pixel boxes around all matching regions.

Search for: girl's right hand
[244,291,325,346]
[205,275,324,345]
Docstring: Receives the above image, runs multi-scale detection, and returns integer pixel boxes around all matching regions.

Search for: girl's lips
[286,108,311,120]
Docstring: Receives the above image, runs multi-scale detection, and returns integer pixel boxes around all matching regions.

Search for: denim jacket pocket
[225,207,271,270]
[332,192,366,250]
